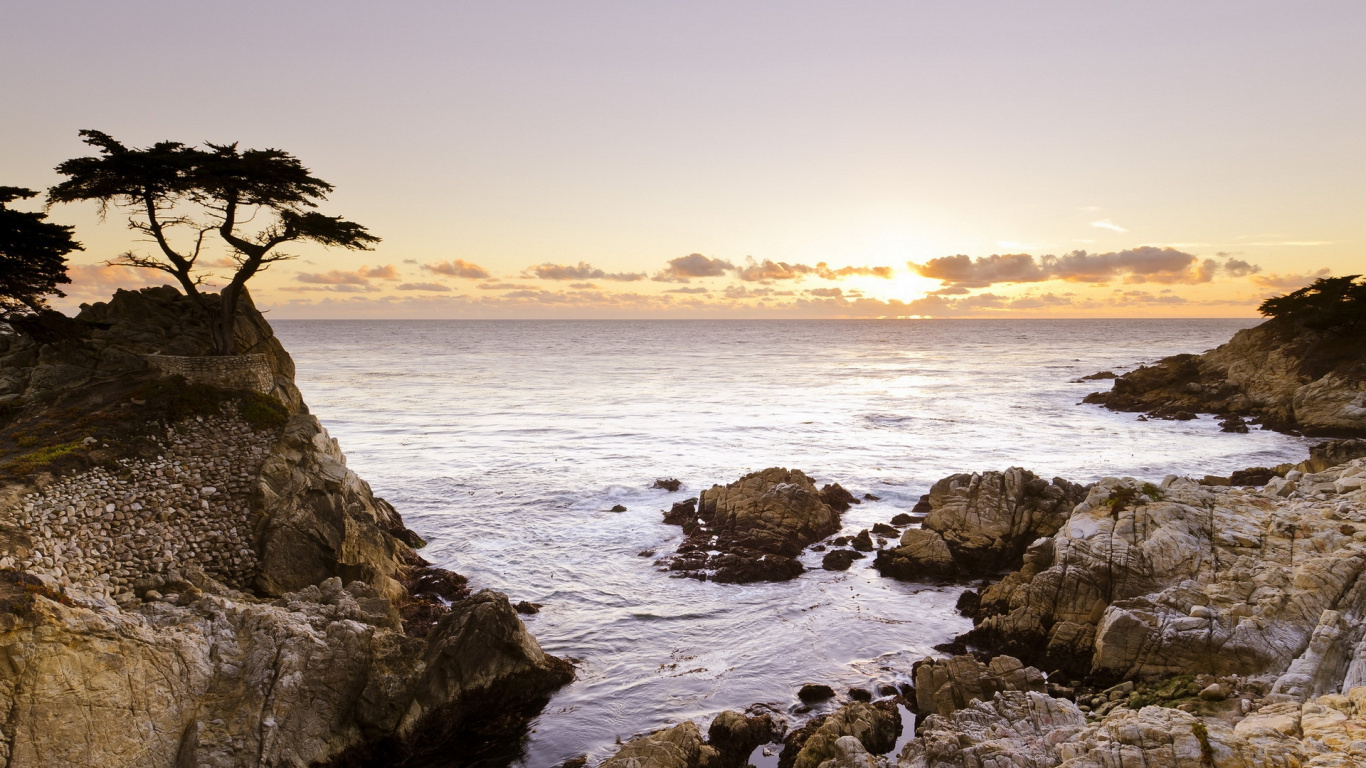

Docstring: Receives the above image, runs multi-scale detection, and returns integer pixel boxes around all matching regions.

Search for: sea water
[274,319,1308,766]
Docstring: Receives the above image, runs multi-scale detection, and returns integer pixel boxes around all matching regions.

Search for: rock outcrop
[910,654,1047,718]
[1082,315,1366,436]
[0,287,572,767]
[874,469,1089,582]
[660,468,848,582]
[780,701,900,768]
[599,711,782,768]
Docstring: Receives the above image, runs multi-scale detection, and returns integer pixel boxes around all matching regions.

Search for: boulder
[779,701,899,768]
[872,528,958,582]
[911,654,1047,717]
[660,468,844,583]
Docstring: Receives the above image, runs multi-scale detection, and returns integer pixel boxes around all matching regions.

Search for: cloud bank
[910,248,1260,288]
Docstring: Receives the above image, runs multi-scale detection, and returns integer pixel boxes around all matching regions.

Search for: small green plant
[1141,482,1165,501]
[5,441,82,475]
[1105,486,1138,518]
[1191,721,1215,765]
[13,433,37,447]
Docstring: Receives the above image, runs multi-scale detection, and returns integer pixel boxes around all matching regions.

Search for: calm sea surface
[273,319,1308,767]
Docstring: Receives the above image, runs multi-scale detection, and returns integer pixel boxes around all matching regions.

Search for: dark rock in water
[556,757,588,768]
[955,588,982,619]
[1220,415,1251,433]
[933,640,968,656]
[708,710,783,767]
[658,468,846,583]
[652,477,683,492]
[1230,466,1276,486]
[848,687,872,702]
[514,601,542,615]
[850,530,874,552]
[637,550,655,557]
[610,504,627,512]
[870,522,898,537]
[820,549,863,571]
[811,544,826,551]
[1306,438,1366,472]
[863,492,881,501]
[877,684,899,698]
[819,482,860,512]
[832,536,850,546]
[911,494,932,515]
[889,512,914,526]
[1075,370,1117,381]
[1199,475,1232,486]
[797,683,836,703]
[663,497,698,525]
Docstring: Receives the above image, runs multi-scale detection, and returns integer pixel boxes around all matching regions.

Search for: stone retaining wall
[144,353,273,393]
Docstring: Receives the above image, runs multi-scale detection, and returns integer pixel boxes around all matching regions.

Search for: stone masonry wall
[6,410,275,601]
[144,353,273,394]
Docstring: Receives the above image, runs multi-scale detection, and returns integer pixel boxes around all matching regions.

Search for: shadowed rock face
[661,468,847,583]
[0,287,573,768]
[598,711,781,768]
[1082,316,1366,437]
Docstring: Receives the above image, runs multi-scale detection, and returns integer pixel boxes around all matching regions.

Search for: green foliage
[1141,482,1165,501]
[0,186,80,314]
[5,441,83,474]
[1258,275,1366,335]
[240,390,289,431]
[1191,721,1215,765]
[1105,486,1138,517]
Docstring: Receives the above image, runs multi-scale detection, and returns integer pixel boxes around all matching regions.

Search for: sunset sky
[2,1,1362,318]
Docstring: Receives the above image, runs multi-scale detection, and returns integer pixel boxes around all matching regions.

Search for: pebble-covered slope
[10,411,268,598]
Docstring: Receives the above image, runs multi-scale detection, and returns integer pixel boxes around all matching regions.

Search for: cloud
[1090,219,1128,233]
[295,269,378,290]
[360,264,400,280]
[1250,268,1332,290]
[423,259,490,279]
[807,287,844,297]
[477,281,529,290]
[664,286,709,294]
[909,247,1260,288]
[396,282,451,292]
[733,258,895,282]
[568,282,598,289]
[524,261,646,281]
[54,263,162,308]
[652,253,735,282]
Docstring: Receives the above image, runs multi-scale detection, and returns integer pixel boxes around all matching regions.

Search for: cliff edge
[0,287,571,767]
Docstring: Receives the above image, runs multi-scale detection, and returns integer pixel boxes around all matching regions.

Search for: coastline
[1,291,1362,766]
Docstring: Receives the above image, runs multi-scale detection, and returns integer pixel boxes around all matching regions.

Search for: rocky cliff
[1082,315,1366,436]
[0,287,571,767]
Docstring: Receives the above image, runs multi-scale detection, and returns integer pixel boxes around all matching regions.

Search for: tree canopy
[49,130,378,354]
[1258,275,1366,335]
[0,186,80,315]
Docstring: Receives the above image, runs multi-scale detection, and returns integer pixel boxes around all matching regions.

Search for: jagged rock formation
[874,469,1089,582]
[660,468,850,582]
[779,701,899,768]
[960,463,1366,688]
[910,654,1047,718]
[0,287,571,767]
[1082,316,1366,436]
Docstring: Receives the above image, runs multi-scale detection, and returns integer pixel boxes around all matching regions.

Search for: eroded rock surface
[600,711,782,768]
[660,468,847,582]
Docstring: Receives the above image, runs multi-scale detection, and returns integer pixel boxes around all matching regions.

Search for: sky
[2,1,1363,318]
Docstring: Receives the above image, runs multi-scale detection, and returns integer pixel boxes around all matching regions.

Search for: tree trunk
[210,282,242,356]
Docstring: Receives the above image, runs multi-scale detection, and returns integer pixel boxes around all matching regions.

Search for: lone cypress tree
[49,130,379,355]
[0,186,80,315]
[1258,275,1366,336]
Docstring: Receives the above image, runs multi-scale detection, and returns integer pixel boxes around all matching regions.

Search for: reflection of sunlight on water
[276,318,1306,767]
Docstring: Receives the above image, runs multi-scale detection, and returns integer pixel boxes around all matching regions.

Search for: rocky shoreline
[0,288,572,766]
[5,291,1365,767]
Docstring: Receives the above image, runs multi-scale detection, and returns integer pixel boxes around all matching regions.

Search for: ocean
[273,318,1308,767]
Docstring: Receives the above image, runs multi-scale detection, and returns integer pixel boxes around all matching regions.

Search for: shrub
[1258,275,1366,336]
